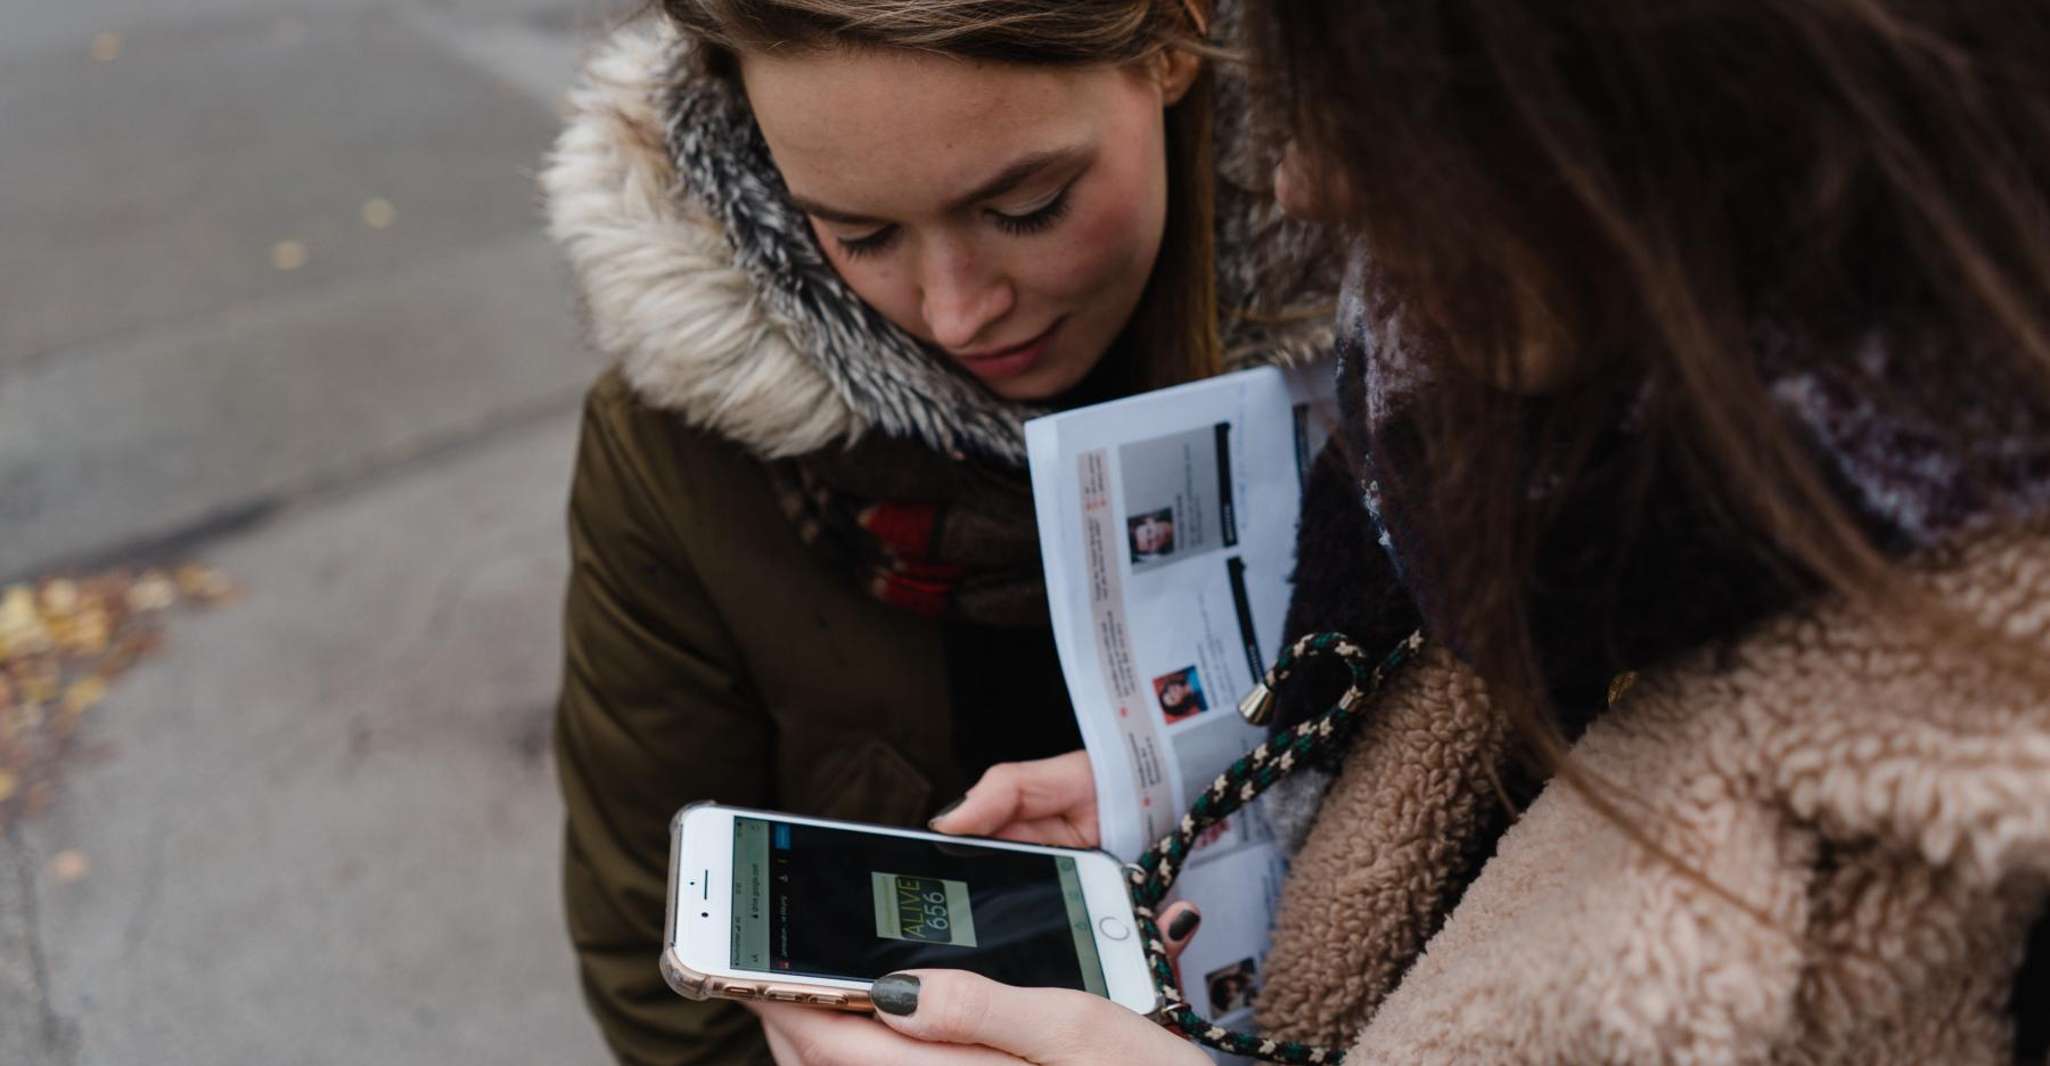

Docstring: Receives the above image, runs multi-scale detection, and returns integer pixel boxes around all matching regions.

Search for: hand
[869,967,1211,1066]
[753,903,1204,1066]
[930,750,1098,848]
[754,999,1020,1066]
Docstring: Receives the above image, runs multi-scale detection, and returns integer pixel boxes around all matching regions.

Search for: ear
[1153,47,1202,107]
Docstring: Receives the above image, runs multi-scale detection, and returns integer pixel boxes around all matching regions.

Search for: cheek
[1014,116,1168,309]
[1022,189,1160,305]
[807,219,926,337]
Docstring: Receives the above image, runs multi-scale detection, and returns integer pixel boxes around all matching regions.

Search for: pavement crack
[4,826,79,1062]
[120,818,169,959]
[2,383,587,585]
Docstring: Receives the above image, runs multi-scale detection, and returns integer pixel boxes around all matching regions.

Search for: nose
[919,240,1014,351]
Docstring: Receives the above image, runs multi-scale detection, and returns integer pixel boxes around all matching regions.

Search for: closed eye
[989,183,1074,237]
[825,175,1076,258]
[833,225,899,259]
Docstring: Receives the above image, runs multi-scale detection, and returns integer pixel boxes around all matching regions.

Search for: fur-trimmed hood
[541,7,1339,465]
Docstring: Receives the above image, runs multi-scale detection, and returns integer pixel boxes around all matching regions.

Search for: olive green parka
[541,10,1339,1063]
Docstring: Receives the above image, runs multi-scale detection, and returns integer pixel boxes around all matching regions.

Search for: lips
[950,318,1065,383]
[955,319,1061,363]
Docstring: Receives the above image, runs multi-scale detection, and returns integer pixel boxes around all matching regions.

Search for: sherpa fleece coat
[540,8,1338,1064]
[1258,524,2050,1064]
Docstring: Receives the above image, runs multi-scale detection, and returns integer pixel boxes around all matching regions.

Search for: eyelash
[835,229,895,260]
[832,184,1075,260]
[992,186,1074,237]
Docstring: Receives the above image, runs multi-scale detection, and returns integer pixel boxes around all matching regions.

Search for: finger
[931,751,1094,836]
[990,815,1095,849]
[758,1007,804,1066]
[870,970,1206,1065]
[933,752,1092,834]
[1158,902,1202,963]
[753,1001,1026,1066]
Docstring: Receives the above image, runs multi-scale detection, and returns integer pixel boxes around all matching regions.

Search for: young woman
[897,1,2050,1064]
[539,1,1336,1062]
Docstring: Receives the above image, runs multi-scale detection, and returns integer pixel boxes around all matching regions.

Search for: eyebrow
[787,145,1092,227]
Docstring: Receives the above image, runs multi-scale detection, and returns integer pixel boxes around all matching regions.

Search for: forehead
[740,48,1119,211]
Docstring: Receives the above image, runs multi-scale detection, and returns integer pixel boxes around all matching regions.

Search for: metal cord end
[1237,682,1276,726]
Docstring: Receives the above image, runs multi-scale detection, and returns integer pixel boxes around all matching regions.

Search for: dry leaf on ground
[0,563,235,830]
[48,850,90,883]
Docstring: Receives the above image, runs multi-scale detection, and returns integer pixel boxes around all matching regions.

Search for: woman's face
[742,48,1191,401]
[1131,514,1174,554]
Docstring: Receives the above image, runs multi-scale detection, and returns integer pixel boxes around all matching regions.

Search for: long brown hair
[657,0,1224,391]
[1249,1,2050,865]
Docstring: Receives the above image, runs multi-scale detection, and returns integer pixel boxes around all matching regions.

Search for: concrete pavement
[1,1,635,1061]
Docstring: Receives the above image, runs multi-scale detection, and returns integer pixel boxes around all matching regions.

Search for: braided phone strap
[1126,630,1425,1065]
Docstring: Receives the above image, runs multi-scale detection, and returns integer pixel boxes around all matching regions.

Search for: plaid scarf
[769,434,1048,627]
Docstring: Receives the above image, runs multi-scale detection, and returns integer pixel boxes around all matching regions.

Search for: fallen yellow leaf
[48,850,88,882]
[62,679,106,717]
[17,663,59,706]
[0,586,53,658]
[174,565,238,603]
[40,579,80,617]
[127,572,177,612]
[65,608,111,654]
[0,771,15,803]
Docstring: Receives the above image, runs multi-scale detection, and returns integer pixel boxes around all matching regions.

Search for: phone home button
[1097,916,1131,941]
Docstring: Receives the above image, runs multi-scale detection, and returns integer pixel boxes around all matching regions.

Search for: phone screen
[729,817,1109,995]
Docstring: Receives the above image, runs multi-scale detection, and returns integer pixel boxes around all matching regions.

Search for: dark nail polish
[927,795,966,827]
[871,973,920,1016]
[1167,909,1202,941]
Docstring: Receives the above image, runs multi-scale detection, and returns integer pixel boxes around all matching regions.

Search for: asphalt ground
[0,2,633,1060]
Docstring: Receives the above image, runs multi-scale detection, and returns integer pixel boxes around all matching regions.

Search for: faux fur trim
[541,7,1339,464]
[543,27,860,460]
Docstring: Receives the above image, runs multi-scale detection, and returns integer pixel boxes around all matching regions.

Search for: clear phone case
[663,802,877,1013]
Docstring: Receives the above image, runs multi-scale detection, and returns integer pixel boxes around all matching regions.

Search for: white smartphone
[663,802,1161,1016]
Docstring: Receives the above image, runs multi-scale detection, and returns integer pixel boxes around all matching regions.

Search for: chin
[985,379,1062,402]
[984,365,1090,402]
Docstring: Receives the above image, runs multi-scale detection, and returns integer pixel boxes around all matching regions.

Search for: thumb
[870,970,1194,1064]
[930,751,1093,839]
[926,773,1017,836]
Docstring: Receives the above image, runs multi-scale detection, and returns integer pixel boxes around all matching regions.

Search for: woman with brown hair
[539,1,1334,1062]
[906,1,2050,1063]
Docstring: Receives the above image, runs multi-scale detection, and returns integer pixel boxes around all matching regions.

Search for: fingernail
[871,973,920,1016]
[1167,909,1201,941]
[927,795,966,828]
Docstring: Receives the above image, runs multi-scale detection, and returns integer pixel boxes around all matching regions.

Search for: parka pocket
[802,738,935,828]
